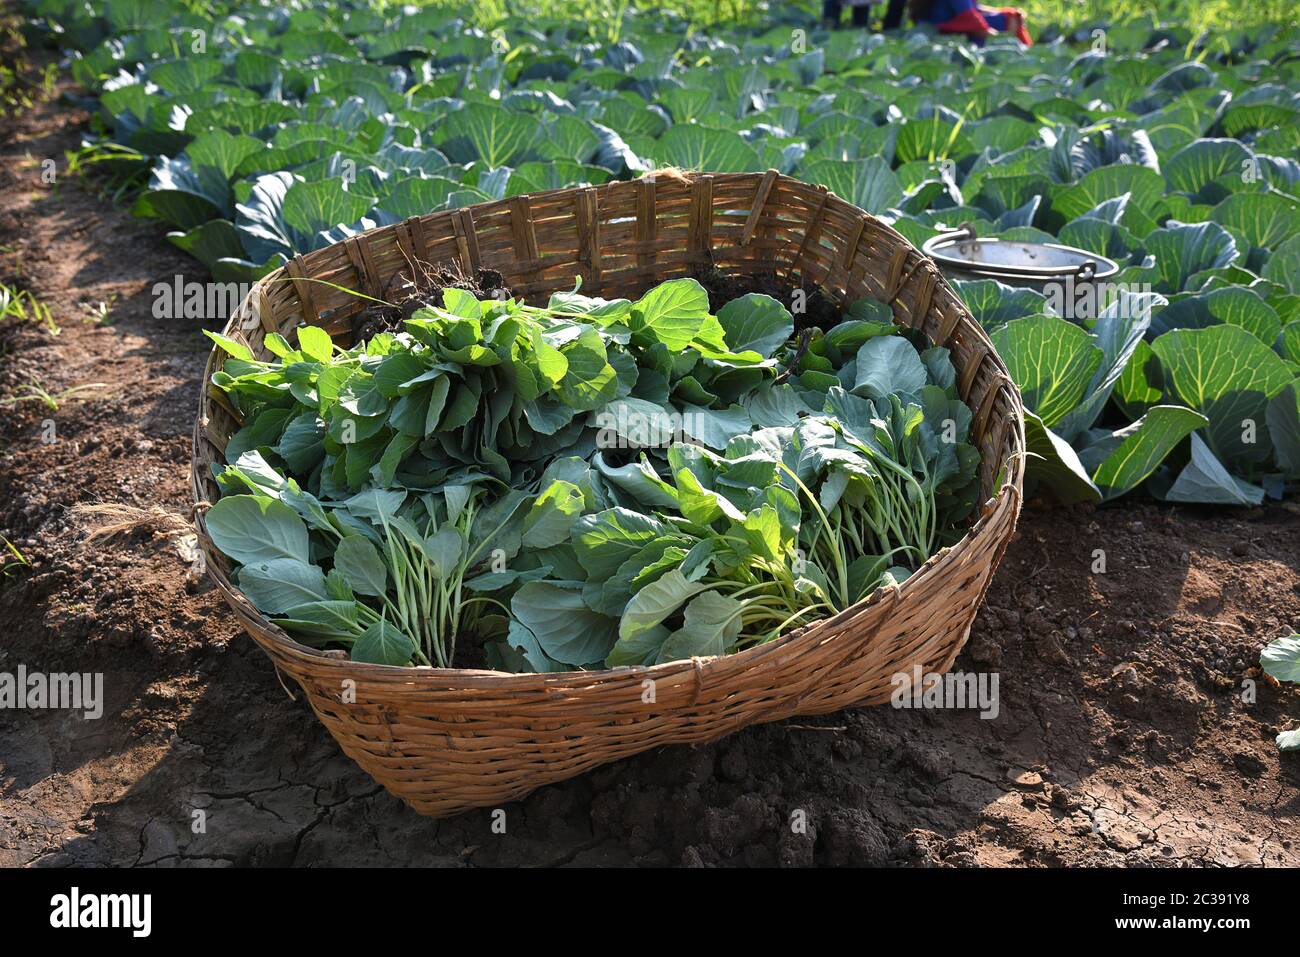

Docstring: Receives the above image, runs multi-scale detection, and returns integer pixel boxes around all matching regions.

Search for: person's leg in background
[823,0,843,27]
[881,0,907,28]
[851,2,872,27]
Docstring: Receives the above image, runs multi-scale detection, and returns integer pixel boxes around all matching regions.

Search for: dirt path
[1,82,1297,868]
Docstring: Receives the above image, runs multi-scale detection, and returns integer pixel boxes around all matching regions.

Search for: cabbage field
[27,0,1300,507]
[1,0,1298,874]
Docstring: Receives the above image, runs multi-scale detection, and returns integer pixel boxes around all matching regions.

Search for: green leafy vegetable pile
[202,278,981,669]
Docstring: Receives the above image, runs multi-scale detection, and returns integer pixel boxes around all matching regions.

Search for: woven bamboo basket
[191,170,1026,818]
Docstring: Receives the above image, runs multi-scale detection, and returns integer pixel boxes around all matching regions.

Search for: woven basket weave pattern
[191,171,1026,818]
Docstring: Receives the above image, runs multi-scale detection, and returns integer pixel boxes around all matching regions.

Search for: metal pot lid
[922,224,1120,282]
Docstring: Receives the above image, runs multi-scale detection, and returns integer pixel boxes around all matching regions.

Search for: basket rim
[189,170,1027,688]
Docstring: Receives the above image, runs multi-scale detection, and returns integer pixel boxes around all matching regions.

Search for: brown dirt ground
[1,81,1298,869]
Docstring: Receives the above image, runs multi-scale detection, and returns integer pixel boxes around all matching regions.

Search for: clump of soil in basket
[352,260,511,342]
[692,266,844,335]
